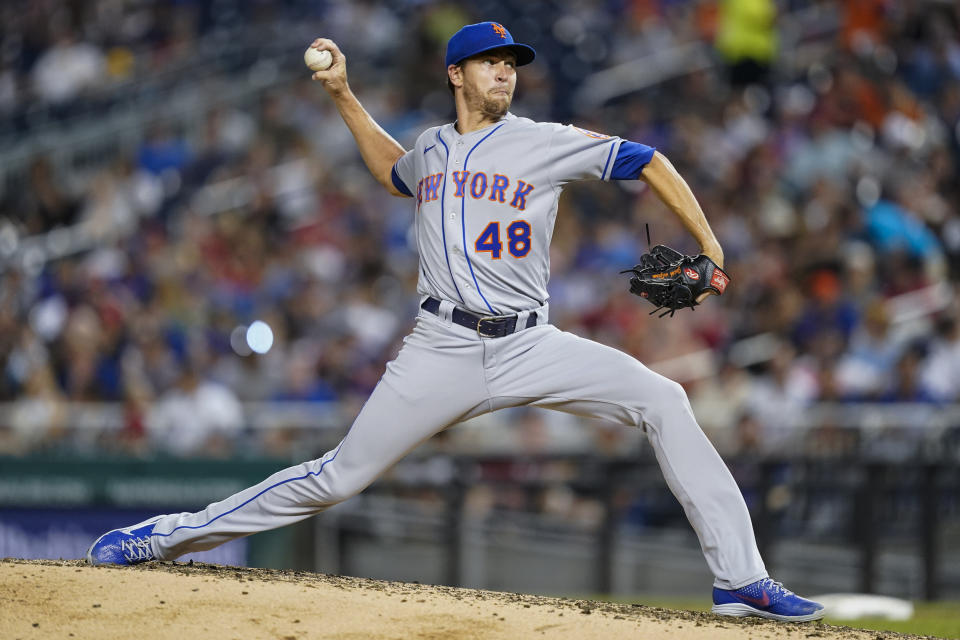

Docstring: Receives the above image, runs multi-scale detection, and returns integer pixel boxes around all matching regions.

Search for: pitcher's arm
[310,38,406,196]
[640,151,724,302]
[641,151,723,267]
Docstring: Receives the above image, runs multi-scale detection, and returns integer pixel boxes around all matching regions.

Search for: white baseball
[304,47,332,72]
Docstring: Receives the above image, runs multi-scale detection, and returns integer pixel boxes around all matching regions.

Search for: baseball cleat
[86,515,164,566]
[712,577,825,622]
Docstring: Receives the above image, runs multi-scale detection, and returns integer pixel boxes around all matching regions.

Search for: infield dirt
[0,559,938,639]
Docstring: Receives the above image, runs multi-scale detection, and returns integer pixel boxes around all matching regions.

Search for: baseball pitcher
[88,22,824,622]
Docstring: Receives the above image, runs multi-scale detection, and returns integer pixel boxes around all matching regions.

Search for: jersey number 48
[475,220,531,259]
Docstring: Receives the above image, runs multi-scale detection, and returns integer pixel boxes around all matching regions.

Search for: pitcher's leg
[632,381,767,588]
[148,318,489,560]
[150,443,353,559]
[487,327,766,588]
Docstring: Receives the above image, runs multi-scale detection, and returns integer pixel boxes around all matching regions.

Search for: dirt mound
[0,559,930,639]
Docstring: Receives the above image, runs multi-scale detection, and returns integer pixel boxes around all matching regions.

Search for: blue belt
[421,297,538,338]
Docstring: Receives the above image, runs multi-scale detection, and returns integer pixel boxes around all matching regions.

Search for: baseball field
[2,559,953,640]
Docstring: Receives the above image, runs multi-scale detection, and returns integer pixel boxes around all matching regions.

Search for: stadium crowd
[1,0,959,461]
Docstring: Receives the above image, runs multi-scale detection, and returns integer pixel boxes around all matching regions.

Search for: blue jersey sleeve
[610,141,656,180]
[391,163,413,197]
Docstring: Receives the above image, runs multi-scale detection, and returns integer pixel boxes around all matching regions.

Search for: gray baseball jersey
[393,113,621,314]
[133,113,768,591]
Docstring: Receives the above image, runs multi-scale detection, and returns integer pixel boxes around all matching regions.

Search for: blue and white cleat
[712,578,825,621]
[86,515,163,566]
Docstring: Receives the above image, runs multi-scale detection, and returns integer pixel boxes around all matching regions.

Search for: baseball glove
[622,245,730,317]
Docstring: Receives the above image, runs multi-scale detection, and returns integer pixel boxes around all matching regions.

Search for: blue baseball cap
[445,22,536,68]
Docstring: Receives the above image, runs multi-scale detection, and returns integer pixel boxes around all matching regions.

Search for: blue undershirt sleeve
[391,163,413,197]
[610,141,656,180]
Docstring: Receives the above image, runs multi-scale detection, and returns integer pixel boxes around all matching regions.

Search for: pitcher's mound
[0,559,921,639]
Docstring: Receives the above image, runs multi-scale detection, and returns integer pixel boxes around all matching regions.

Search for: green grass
[603,597,960,639]
[823,602,960,639]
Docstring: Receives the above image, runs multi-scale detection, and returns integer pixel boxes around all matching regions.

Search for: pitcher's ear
[447,64,464,91]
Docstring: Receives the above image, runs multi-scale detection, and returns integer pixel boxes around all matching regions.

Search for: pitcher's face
[458,49,517,119]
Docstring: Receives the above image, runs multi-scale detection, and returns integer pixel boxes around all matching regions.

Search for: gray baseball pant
[148,308,767,589]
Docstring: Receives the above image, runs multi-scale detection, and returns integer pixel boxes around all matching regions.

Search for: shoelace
[758,578,794,598]
[121,536,155,563]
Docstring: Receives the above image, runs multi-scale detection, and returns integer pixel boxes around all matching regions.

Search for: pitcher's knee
[305,460,373,506]
[662,378,690,405]
[272,457,360,508]
[627,366,689,405]
[626,373,692,425]
[318,477,366,505]
[657,378,695,418]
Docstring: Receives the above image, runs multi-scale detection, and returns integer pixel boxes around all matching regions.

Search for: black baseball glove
[621,245,730,317]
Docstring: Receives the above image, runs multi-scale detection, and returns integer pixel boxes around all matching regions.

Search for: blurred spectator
[8,359,66,446]
[865,193,943,264]
[715,0,778,87]
[18,158,82,234]
[137,125,192,178]
[688,361,753,455]
[78,171,138,242]
[834,299,904,398]
[919,315,960,402]
[31,27,106,105]
[791,269,859,353]
[146,364,244,457]
[273,350,336,403]
[880,343,938,403]
[744,342,818,451]
[841,0,889,55]
[54,304,114,400]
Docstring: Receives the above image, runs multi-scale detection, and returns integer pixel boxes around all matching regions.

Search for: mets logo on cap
[492,23,507,39]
